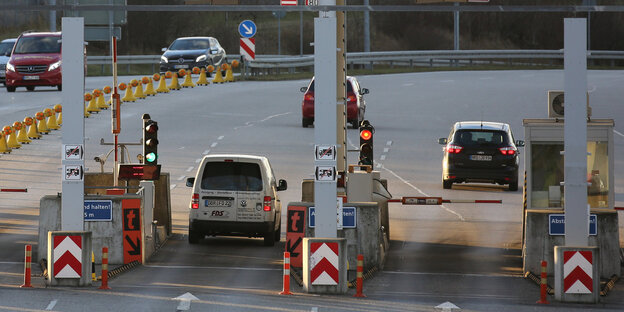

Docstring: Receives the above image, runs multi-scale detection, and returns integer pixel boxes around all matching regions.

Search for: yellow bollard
[121,82,136,102]
[0,131,10,154]
[25,117,40,140]
[181,68,196,88]
[54,104,63,126]
[5,126,21,149]
[155,73,170,93]
[45,108,60,130]
[168,72,181,90]
[96,89,108,109]
[196,67,210,86]
[212,64,225,84]
[36,112,50,134]
[144,76,156,96]
[134,79,146,99]
[15,121,31,144]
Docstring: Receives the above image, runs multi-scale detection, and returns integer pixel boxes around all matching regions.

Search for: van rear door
[198,160,240,222]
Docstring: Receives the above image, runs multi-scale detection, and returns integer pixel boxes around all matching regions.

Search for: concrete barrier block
[303,237,348,294]
[47,231,92,286]
[554,246,600,303]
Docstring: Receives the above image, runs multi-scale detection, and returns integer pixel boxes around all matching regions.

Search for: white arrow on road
[242,24,254,35]
[435,301,460,312]
[173,292,199,311]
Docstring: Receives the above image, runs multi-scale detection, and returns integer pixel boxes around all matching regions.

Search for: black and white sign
[315,166,336,182]
[63,144,83,161]
[315,145,336,161]
[63,165,83,181]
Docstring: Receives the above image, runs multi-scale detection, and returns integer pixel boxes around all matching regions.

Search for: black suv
[438,121,524,191]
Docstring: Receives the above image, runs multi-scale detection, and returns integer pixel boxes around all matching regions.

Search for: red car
[300,76,369,128]
[5,32,62,92]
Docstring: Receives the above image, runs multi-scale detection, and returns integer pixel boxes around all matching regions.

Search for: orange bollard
[99,247,110,289]
[279,252,292,295]
[537,260,549,304]
[20,245,32,288]
[353,254,366,297]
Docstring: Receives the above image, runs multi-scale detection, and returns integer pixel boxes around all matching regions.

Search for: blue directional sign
[84,200,113,221]
[309,207,356,229]
[238,20,257,38]
[549,214,597,236]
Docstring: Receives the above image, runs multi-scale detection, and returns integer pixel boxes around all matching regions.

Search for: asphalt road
[0,70,623,311]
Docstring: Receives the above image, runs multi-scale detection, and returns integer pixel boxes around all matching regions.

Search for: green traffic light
[145,152,157,163]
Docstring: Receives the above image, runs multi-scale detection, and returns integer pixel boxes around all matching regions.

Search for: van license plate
[24,76,39,80]
[206,200,231,207]
[470,155,492,161]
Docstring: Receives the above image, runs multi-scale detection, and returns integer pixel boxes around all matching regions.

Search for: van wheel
[264,230,275,246]
[188,229,201,244]
[274,222,281,242]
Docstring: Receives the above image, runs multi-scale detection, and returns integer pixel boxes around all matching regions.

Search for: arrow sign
[173,292,199,311]
[286,237,302,258]
[238,20,256,38]
[125,235,141,256]
[435,301,460,312]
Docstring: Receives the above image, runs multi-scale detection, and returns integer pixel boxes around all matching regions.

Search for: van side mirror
[515,140,525,147]
[186,177,195,187]
[438,138,448,145]
[277,179,287,191]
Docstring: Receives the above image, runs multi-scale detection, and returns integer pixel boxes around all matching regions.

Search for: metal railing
[86,50,624,75]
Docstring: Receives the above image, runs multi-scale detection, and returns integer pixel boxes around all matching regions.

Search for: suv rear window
[308,80,354,93]
[14,36,61,54]
[454,130,508,146]
[200,162,263,191]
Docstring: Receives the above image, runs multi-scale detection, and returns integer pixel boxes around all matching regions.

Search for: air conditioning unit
[547,90,592,118]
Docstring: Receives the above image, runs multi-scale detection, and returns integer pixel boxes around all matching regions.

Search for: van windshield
[200,162,263,191]
[14,36,61,54]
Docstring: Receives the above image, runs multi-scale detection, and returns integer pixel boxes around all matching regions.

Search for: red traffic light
[145,123,158,133]
[360,129,372,141]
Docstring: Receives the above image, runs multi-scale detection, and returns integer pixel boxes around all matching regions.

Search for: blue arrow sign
[238,20,257,38]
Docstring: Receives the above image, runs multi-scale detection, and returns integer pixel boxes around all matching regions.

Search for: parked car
[0,38,17,85]
[5,32,62,92]
[186,154,287,246]
[438,121,524,191]
[300,76,369,128]
[159,37,226,74]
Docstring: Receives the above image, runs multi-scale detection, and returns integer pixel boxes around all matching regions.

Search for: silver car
[0,38,17,85]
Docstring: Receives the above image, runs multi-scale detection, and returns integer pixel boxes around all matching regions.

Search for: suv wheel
[188,227,201,244]
[6,86,16,92]
[443,180,453,189]
[509,179,518,192]
[26,86,35,91]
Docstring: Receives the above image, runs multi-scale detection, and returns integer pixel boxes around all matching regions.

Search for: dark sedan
[159,37,226,74]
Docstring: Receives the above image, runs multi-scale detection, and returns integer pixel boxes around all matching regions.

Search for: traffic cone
[87,96,100,113]
[168,73,181,90]
[36,112,49,134]
[103,86,112,105]
[212,66,225,84]
[46,107,60,130]
[117,83,127,104]
[54,104,63,125]
[156,73,169,93]
[25,117,40,140]
[5,126,21,149]
[15,121,31,144]
[196,67,210,86]
[144,77,156,96]
[0,132,10,154]
[134,80,146,99]
[96,90,108,109]
[181,71,195,88]
[122,84,136,102]
[224,63,234,82]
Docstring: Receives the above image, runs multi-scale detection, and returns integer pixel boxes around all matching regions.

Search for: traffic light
[142,114,158,165]
[359,120,374,166]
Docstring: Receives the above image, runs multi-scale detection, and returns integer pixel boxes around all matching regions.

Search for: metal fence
[86,50,624,76]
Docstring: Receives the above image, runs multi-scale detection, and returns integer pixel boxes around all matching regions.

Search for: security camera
[94,155,103,163]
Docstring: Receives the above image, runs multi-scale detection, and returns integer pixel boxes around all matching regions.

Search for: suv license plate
[205,200,232,207]
[24,76,39,80]
[470,155,492,161]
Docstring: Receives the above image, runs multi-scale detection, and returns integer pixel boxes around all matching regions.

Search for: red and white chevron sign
[281,0,298,5]
[240,38,255,61]
[53,235,82,278]
[310,242,339,285]
[563,250,593,294]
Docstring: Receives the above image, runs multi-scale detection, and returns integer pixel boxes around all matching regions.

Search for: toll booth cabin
[522,118,620,279]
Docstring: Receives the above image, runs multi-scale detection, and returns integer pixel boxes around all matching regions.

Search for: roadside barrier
[279,252,293,295]
[99,247,111,289]
[5,125,21,149]
[196,67,210,86]
[537,260,549,304]
[46,107,60,130]
[353,254,366,297]
[181,68,196,88]
[15,121,31,144]
[0,131,10,154]
[20,245,32,288]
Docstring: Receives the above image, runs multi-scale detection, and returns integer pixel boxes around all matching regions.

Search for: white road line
[177,176,185,181]
[440,79,454,83]
[378,163,465,221]
[144,264,280,271]
[170,184,176,190]
[210,142,217,148]
[380,155,386,161]
[402,83,414,87]
[195,158,201,163]
[479,77,494,80]
[186,166,194,172]
[386,140,393,146]
[217,136,224,140]
[202,150,210,155]
[311,308,318,312]
[614,129,624,138]
[45,299,58,311]
[178,146,185,150]
[383,147,390,153]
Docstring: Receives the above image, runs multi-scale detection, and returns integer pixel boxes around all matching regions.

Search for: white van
[186,154,287,246]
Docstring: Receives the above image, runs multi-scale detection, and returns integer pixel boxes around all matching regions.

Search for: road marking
[380,155,386,161]
[217,136,224,140]
[311,308,318,312]
[386,140,393,146]
[402,83,414,87]
[202,150,210,155]
[45,300,58,311]
[383,270,523,278]
[440,79,454,83]
[614,129,624,138]
[383,147,390,153]
[144,264,280,271]
[378,163,465,221]
[234,112,292,130]
[479,77,494,80]
[195,158,201,163]
[178,146,185,150]
[211,142,218,148]
[186,167,194,172]
[174,292,198,311]
[177,176,185,181]
[170,184,176,190]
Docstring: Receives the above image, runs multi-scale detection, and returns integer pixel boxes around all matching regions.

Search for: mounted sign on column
[239,20,256,61]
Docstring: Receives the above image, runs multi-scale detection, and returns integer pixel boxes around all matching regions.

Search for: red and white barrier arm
[0,188,28,192]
